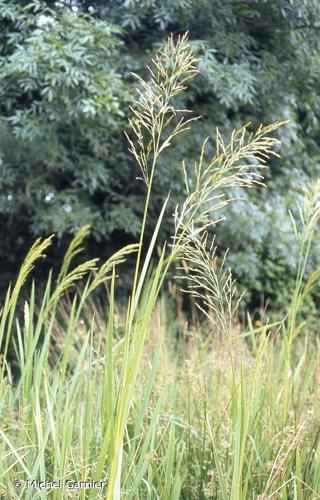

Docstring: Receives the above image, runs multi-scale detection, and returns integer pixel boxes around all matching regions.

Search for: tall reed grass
[0,34,319,499]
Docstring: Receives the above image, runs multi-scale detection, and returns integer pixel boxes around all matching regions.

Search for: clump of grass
[0,34,320,500]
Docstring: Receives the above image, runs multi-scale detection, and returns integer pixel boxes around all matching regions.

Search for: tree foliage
[1,0,320,310]
[0,0,138,283]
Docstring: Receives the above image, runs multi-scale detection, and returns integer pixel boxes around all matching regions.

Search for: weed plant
[0,35,319,499]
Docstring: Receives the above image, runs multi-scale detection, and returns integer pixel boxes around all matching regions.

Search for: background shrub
[1,0,320,313]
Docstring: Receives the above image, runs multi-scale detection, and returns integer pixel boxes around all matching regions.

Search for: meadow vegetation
[0,35,320,500]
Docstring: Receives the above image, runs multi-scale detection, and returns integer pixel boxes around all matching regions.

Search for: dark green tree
[91,0,320,310]
[0,1,140,285]
[1,0,320,311]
